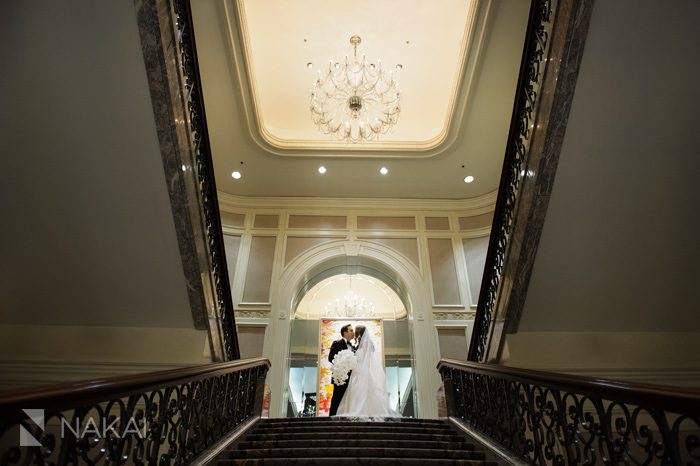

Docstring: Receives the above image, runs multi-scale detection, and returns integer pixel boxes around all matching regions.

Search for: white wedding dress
[335,333,399,417]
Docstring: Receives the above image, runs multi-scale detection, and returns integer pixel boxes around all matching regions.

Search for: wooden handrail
[438,358,700,416]
[0,358,270,419]
[0,358,270,465]
[467,0,544,363]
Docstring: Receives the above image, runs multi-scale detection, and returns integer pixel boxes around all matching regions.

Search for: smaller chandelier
[310,35,401,143]
[324,291,376,318]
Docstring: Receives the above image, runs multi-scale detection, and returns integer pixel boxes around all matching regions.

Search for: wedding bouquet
[331,349,357,386]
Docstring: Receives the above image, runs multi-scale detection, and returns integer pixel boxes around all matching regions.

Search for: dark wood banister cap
[0,358,270,418]
[438,358,700,416]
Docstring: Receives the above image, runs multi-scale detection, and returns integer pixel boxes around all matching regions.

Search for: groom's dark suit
[328,338,356,416]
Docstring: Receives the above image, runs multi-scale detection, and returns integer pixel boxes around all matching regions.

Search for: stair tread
[219,458,498,466]
[252,425,451,433]
[228,446,485,460]
[260,417,446,424]
[216,418,501,465]
[258,420,449,426]
[234,439,475,450]
[245,431,464,441]
[255,422,451,429]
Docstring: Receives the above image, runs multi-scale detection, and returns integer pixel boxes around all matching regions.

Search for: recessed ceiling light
[307,62,313,69]
[380,167,389,175]
[464,175,474,183]
[318,166,327,174]
[232,171,242,179]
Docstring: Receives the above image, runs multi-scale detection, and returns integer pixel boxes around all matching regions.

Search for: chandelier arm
[309,36,401,143]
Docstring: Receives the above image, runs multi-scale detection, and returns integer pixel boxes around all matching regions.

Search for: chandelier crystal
[324,290,376,318]
[310,35,401,143]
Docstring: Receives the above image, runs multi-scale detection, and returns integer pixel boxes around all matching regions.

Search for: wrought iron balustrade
[0,358,269,466]
[468,0,555,363]
[438,359,700,465]
[172,0,239,360]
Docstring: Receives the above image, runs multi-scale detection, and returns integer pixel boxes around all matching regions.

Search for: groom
[328,323,355,416]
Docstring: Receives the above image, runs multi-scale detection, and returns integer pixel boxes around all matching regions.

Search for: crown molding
[218,189,497,214]
[222,0,493,158]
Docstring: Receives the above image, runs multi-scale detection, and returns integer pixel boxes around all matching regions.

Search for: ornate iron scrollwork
[439,362,700,465]
[171,0,239,361]
[468,0,554,362]
[0,362,269,466]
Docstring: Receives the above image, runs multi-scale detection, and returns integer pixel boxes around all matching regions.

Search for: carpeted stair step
[227,446,486,460]
[252,420,450,428]
[244,430,465,442]
[236,438,475,450]
[218,458,498,465]
[249,424,452,434]
[258,417,446,425]
[214,418,501,465]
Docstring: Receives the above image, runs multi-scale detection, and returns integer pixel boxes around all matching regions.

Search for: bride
[336,325,399,417]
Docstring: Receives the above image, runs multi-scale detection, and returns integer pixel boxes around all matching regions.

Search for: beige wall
[508,1,700,387]
[0,325,211,391]
[219,202,492,320]
[219,197,493,416]
[503,332,700,387]
[0,0,207,392]
[437,327,470,360]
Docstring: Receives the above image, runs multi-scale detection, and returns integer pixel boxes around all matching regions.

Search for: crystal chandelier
[324,290,376,318]
[310,35,401,143]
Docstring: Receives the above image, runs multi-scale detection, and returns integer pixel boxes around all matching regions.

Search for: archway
[289,272,412,416]
[263,239,441,418]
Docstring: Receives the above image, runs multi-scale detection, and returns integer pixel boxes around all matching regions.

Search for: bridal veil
[335,331,399,417]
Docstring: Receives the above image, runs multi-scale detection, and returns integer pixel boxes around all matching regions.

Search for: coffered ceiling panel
[234,0,478,152]
[191,0,530,199]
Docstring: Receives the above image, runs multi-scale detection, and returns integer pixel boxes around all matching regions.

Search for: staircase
[215,417,501,465]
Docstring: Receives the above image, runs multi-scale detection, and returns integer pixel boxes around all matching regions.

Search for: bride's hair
[354,325,366,345]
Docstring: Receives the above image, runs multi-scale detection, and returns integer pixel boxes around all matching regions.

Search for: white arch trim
[264,239,441,418]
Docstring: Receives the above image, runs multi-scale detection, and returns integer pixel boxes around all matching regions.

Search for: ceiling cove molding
[217,190,497,213]
[221,0,493,158]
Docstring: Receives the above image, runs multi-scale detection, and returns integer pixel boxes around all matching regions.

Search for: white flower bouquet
[331,349,357,386]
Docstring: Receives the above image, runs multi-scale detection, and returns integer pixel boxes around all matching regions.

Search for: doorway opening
[287,272,415,417]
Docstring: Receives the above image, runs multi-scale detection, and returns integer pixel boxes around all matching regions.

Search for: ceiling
[519,0,700,332]
[191,0,530,199]
[295,274,407,320]
[235,0,478,151]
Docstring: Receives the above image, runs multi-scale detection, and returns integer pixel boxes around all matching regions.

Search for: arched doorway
[263,240,441,418]
[288,272,414,417]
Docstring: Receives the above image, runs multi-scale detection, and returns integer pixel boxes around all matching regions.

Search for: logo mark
[20,409,44,447]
